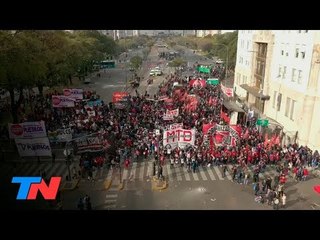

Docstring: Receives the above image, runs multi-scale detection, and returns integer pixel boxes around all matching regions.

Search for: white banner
[8,121,47,139]
[48,128,72,142]
[74,134,104,154]
[52,95,75,108]
[163,128,195,149]
[166,108,179,117]
[163,114,174,121]
[165,123,183,130]
[63,88,83,100]
[15,137,52,157]
[163,108,179,120]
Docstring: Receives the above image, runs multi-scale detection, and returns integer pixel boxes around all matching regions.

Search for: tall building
[133,30,139,36]
[182,30,196,36]
[234,30,320,150]
[196,30,219,37]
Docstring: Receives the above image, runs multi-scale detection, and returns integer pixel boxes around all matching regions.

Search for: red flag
[220,110,230,124]
[264,133,269,148]
[243,128,249,139]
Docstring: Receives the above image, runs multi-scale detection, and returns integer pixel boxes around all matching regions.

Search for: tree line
[0,30,151,122]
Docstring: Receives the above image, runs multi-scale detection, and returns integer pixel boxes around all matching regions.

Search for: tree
[130,56,142,70]
[168,58,186,68]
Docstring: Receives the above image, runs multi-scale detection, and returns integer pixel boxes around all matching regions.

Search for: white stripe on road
[213,166,224,180]
[199,166,208,181]
[104,204,116,209]
[174,167,183,181]
[147,162,153,178]
[206,167,216,180]
[107,168,114,181]
[192,171,199,181]
[55,164,67,177]
[105,199,117,203]
[121,167,128,181]
[105,194,118,198]
[47,163,61,177]
[184,168,191,181]
[139,162,145,180]
[224,165,233,180]
[166,164,173,181]
[129,162,137,180]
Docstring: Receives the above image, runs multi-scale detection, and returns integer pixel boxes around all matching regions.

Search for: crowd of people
[1,59,320,209]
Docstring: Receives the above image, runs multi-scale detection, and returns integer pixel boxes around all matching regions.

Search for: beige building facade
[235,30,320,151]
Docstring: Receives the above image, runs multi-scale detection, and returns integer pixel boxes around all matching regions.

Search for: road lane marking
[213,166,224,180]
[207,167,216,180]
[199,166,208,181]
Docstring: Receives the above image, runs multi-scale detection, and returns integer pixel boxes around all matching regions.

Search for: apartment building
[234,30,320,150]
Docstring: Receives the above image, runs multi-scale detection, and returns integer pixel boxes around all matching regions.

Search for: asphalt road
[60,46,320,211]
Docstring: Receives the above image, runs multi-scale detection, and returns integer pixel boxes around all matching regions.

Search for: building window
[298,70,302,84]
[281,50,284,56]
[273,91,277,108]
[278,65,282,78]
[298,30,302,33]
[242,75,247,84]
[282,66,287,79]
[291,68,297,82]
[295,48,299,58]
[290,100,296,120]
[277,93,282,111]
[286,44,289,56]
[305,30,308,33]
[237,73,241,84]
[301,51,305,59]
[285,97,291,117]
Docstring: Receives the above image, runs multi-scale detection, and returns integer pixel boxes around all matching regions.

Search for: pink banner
[221,84,233,97]
[63,88,83,100]
[52,95,75,108]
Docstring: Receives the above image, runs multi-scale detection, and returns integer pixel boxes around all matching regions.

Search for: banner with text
[15,137,52,157]
[48,128,72,143]
[63,88,83,100]
[73,134,104,154]
[52,95,75,108]
[9,121,47,139]
[163,128,195,149]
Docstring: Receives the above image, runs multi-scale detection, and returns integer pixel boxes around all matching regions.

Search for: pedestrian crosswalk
[92,162,283,183]
[104,185,118,210]
[0,160,284,185]
[0,161,78,182]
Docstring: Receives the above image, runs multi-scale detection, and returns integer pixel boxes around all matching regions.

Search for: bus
[100,60,116,69]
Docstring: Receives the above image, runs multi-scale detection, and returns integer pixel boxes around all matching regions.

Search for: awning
[240,84,270,100]
[223,101,245,113]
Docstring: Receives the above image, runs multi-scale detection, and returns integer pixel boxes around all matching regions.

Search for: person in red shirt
[302,167,309,181]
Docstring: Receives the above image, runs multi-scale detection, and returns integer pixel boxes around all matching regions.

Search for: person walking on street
[192,160,197,173]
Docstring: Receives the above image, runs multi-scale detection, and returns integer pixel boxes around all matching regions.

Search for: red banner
[112,92,129,103]
[221,84,233,97]
[221,110,230,124]
[189,79,206,88]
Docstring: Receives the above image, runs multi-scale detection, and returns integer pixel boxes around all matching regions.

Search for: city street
[2,42,320,211]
